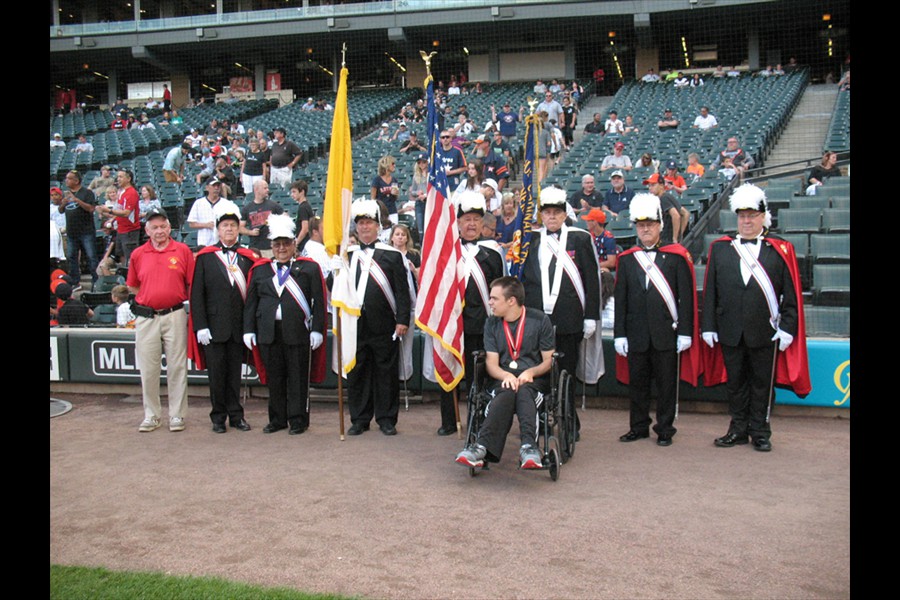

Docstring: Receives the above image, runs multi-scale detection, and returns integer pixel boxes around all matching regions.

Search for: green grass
[50,565,357,600]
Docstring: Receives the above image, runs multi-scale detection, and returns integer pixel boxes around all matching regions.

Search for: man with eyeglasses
[536,92,563,127]
[437,129,467,189]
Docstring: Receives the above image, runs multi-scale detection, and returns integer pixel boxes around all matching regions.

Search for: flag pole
[337,313,345,440]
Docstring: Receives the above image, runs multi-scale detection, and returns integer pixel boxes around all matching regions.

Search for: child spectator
[112,285,135,329]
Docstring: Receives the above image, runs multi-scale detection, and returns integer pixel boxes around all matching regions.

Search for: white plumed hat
[456,190,486,218]
[539,185,568,209]
[729,183,772,228]
[213,199,241,225]
[629,193,663,229]
[267,212,296,240]
[351,198,380,222]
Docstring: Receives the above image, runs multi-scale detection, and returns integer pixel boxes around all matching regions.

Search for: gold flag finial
[419,50,437,78]
[526,95,538,115]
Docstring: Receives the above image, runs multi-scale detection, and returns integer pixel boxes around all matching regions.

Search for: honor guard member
[188,200,256,433]
[613,194,701,446]
[344,199,412,436]
[243,214,326,435]
[522,186,601,436]
[437,191,505,435]
[455,276,555,470]
[702,184,809,452]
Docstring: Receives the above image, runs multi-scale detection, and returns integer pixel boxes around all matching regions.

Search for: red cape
[245,256,328,385]
[700,236,811,397]
[187,245,263,373]
[614,244,703,386]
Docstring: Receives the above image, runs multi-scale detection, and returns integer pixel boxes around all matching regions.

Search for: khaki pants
[135,308,189,421]
[163,170,180,183]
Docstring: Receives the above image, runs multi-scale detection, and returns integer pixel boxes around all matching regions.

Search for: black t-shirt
[270,140,302,168]
[571,190,602,210]
[483,307,555,380]
[63,186,97,236]
[295,201,315,252]
[561,105,576,129]
[240,199,284,250]
[659,192,682,244]
[808,164,842,185]
[243,150,267,176]
[58,299,91,325]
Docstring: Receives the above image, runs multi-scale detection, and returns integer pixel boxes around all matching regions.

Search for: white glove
[310,331,324,350]
[583,319,597,340]
[330,254,344,272]
[243,333,257,351]
[196,328,212,346]
[614,337,628,357]
[676,335,692,353]
[771,329,794,351]
[702,332,718,348]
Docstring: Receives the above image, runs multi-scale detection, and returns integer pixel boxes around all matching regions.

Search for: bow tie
[642,244,659,252]
[359,242,377,251]
[462,240,478,247]
[547,231,561,240]
[221,245,236,253]
[739,237,759,245]
[277,262,291,269]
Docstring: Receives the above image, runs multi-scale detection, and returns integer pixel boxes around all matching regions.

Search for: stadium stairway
[762,83,839,175]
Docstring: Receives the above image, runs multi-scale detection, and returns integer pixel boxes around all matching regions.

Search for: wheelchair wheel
[548,447,560,481]
[558,370,576,461]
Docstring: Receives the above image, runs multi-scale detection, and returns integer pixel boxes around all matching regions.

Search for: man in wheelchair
[455,276,555,470]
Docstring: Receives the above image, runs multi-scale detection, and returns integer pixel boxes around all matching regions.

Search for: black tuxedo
[440,240,505,430]
[702,235,799,441]
[191,244,254,426]
[614,244,695,438]
[244,258,326,429]
[346,245,412,428]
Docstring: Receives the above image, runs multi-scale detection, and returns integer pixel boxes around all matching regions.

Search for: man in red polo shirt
[127,208,195,433]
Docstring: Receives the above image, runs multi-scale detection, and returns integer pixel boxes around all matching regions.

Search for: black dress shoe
[752,438,772,452]
[289,423,307,436]
[212,423,227,434]
[231,419,251,432]
[657,437,673,447]
[437,426,457,436]
[347,423,369,436]
[619,430,650,442]
[380,423,397,436]
[263,423,287,434]
[714,432,749,447]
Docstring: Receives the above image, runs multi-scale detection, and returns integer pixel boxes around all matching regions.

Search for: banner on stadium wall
[265,73,281,91]
[775,339,850,408]
[229,77,254,93]
[50,337,61,381]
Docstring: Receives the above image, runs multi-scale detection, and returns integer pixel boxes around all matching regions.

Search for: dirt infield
[50,392,849,599]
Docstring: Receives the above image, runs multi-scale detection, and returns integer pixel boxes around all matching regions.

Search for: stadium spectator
[291,180,315,253]
[371,155,401,224]
[635,152,660,172]
[399,131,426,154]
[536,91,563,125]
[56,282,93,325]
[773,63,786,76]
[455,158,486,198]
[837,69,850,91]
[110,112,128,130]
[692,106,719,130]
[184,128,202,148]
[111,169,141,265]
[673,72,690,88]
[643,173,687,244]
[170,110,183,125]
[537,111,552,182]
[600,141,633,172]
[205,119,221,136]
[392,122,411,143]
[241,137,268,192]
[641,68,661,83]
[472,134,509,191]
[574,174,602,212]
[603,170,635,217]
[301,216,331,280]
[453,113,474,137]
[686,153,705,180]
[163,142,191,183]
[187,179,226,248]
[491,102,523,141]
[690,73,704,87]
[60,170,99,290]
[138,185,162,238]
[73,135,93,154]
[162,84,171,111]
[50,133,66,149]
[269,127,303,188]
[710,137,755,177]
[112,284,135,328]
[623,115,639,135]
[300,97,316,111]
[561,95,577,149]
[495,191,521,247]
[583,208,617,271]
[533,79,547,95]
[437,128,467,189]
[805,151,842,194]
[481,211,497,241]
[657,108,679,131]
[758,65,773,77]
[712,65,726,78]
[89,165,117,197]
[663,161,688,195]
[128,207,194,433]
[240,179,284,259]
[604,110,624,136]
[727,66,741,77]
[407,153,429,236]
[584,113,605,134]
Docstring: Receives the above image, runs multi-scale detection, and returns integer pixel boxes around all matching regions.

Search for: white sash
[462,243,491,314]
[539,226,585,315]
[634,250,679,329]
[731,239,780,330]
[271,262,313,328]
[350,246,398,316]
[215,251,247,301]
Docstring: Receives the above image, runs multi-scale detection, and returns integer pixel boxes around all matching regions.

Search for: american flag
[414,75,465,391]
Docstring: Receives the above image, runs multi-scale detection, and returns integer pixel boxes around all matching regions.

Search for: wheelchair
[462,350,576,481]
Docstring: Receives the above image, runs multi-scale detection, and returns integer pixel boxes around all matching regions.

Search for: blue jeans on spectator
[415,199,426,243]
[66,231,99,288]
